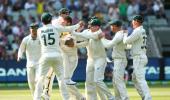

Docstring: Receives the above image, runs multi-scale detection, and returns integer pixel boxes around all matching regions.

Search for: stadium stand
[0,0,169,60]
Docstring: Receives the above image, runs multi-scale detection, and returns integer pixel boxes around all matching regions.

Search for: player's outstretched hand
[98,32,105,39]
[78,20,85,28]
[76,25,84,32]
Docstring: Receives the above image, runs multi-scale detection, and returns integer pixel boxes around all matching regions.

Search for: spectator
[153,0,166,18]
[36,0,45,15]
[0,12,8,30]
[72,11,80,24]
[118,0,128,21]
[146,0,154,15]
[108,4,119,20]
[139,0,147,16]
[104,0,116,6]
[127,0,139,21]
[24,0,36,10]
[0,0,167,60]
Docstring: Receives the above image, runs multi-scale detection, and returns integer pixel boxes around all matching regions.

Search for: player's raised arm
[101,35,122,48]
[73,29,101,40]
[123,29,140,44]
[75,39,89,48]
[55,21,84,34]
[73,19,102,39]
[101,20,123,48]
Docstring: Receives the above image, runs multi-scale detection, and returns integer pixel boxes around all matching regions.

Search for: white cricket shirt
[18,35,41,67]
[123,26,147,57]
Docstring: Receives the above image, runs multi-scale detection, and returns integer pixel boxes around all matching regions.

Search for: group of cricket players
[17,8,152,100]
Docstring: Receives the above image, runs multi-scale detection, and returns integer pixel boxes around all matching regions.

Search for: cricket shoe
[66,79,77,85]
[41,92,50,100]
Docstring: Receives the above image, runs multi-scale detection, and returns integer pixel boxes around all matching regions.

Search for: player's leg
[132,56,152,100]
[96,87,106,100]
[42,67,55,97]
[67,54,85,99]
[53,57,70,100]
[113,59,129,100]
[67,85,85,100]
[112,60,121,100]
[112,81,121,100]
[34,58,50,100]
[85,59,97,100]
[94,58,114,100]
[63,53,76,85]
[27,67,36,98]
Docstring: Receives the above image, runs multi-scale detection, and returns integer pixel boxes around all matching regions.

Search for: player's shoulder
[23,35,31,40]
[83,29,90,32]
[117,30,124,34]
[22,35,30,43]
[115,30,123,37]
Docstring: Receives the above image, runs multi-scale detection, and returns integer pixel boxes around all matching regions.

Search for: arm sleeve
[18,38,27,59]
[73,29,102,40]
[76,40,89,48]
[56,24,80,34]
[123,30,140,44]
[101,34,122,48]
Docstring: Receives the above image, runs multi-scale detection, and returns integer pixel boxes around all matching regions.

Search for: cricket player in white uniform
[60,16,86,100]
[123,15,152,100]
[41,8,72,99]
[73,18,114,100]
[34,12,82,100]
[101,20,129,100]
[17,23,41,99]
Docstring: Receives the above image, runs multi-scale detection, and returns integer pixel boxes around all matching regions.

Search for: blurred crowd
[0,0,166,60]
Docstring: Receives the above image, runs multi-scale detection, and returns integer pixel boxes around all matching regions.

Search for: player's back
[38,24,61,58]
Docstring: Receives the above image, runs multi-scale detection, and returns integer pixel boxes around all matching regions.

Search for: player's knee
[132,74,137,82]
[85,81,93,86]
[94,79,103,85]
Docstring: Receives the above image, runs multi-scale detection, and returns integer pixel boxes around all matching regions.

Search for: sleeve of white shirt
[56,24,80,34]
[123,30,140,44]
[101,33,122,48]
[76,40,89,48]
[73,29,102,40]
[18,37,27,59]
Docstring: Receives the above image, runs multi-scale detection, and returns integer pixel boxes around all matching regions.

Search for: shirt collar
[135,25,143,30]
[29,34,37,40]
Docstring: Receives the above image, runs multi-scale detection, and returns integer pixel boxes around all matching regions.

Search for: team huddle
[17,8,152,100]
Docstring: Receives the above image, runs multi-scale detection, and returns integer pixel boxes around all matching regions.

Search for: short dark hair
[109,20,122,27]
[133,15,144,23]
[29,23,39,29]
[89,18,101,26]
[63,16,72,24]
[41,13,52,25]
[59,8,71,15]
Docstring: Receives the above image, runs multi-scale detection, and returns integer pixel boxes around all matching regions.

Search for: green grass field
[0,83,170,100]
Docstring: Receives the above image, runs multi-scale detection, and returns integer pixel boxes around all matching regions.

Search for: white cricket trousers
[85,58,114,100]
[112,59,129,100]
[27,65,39,99]
[62,52,84,100]
[43,67,55,96]
[34,56,69,100]
[132,55,152,100]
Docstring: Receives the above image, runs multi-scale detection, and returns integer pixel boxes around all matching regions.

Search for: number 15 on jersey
[41,33,55,46]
